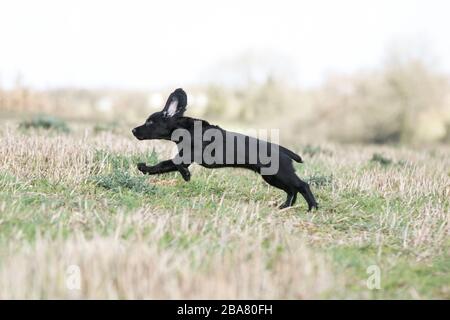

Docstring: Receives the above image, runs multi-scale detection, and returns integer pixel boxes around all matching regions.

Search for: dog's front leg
[174,164,191,182]
[137,160,178,175]
[137,160,191,181]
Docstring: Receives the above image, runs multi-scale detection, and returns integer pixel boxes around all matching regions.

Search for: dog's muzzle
[132,128,142,139]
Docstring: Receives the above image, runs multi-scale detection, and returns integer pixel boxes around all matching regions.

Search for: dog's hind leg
[279,190,297,209]
[262,174,297,209]
[295,177,318,211]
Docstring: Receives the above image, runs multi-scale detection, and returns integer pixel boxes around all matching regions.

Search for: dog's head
[132,88,187,140]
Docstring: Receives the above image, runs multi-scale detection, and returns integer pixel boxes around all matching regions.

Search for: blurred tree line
[1,51,449,145]
[202,51,450,145]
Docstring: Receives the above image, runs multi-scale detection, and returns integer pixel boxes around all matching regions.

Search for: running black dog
[132,88,318,210]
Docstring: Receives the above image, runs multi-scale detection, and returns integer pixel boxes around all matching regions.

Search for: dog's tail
[280,146,303,163]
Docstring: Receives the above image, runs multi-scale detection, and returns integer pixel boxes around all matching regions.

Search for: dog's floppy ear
[162,88,187,118]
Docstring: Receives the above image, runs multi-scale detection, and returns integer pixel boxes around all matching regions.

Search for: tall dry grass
[0,209,334,299]
[0,124,448,299]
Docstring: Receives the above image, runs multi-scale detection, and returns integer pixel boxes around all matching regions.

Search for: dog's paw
[278,203,290,210]
[137,163,148,173]
[181,170,191,182]
[178,168,191,182]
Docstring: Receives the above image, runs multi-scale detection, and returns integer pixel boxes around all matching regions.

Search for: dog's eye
[146,120,153,125]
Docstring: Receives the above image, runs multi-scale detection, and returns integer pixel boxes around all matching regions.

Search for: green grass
[0,127,448,299]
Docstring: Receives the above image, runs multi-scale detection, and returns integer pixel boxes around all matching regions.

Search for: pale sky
[0,0,449,89]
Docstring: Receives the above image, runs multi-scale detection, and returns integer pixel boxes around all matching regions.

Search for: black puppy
[132,88,318,210]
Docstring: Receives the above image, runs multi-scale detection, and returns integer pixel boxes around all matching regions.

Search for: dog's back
[173,117,302,168]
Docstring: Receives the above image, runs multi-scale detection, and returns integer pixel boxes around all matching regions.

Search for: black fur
[132,88,318,210]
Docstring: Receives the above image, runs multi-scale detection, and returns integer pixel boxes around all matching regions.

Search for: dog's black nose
[132,128,137,134]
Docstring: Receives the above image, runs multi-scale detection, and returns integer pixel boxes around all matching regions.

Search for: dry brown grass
[0,209,334,299]
[0,123,448,299]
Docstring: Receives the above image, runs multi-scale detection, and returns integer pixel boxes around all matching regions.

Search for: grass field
[0,121,449,299]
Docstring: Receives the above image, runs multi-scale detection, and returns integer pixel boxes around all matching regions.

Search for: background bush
[19,115,70,133]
